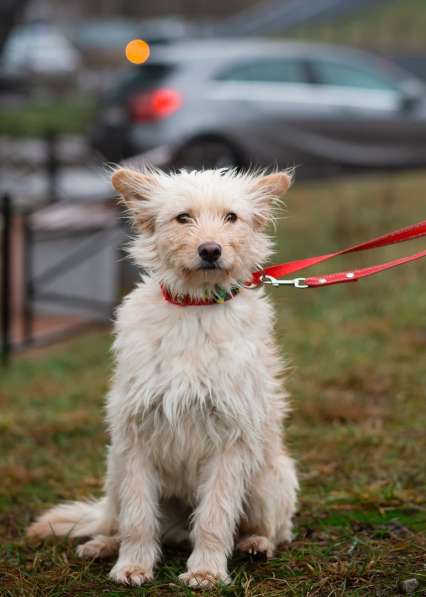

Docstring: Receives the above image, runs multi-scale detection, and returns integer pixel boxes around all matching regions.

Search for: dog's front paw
[109,563,154,586]
[179,570,231,588]
[238,535,274,559]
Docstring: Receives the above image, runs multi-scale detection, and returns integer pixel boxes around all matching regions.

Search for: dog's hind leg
[238,450,298,558]
[77,534,120,559]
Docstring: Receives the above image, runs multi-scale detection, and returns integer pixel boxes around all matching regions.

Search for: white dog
[28,167,298,588]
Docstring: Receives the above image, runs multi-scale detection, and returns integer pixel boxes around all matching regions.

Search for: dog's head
[112,167,292,296]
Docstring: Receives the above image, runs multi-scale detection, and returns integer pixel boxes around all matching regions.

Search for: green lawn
[1,171,425,596]
[0,97,96,137]
[288,0,426,51]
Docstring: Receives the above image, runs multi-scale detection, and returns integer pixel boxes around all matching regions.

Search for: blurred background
[1,0,426,360]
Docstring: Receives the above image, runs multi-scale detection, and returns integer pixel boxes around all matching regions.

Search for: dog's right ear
[112,168,156,232]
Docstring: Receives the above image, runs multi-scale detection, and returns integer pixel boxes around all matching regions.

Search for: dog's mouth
[182,259,230,275]
[198,261,221,271]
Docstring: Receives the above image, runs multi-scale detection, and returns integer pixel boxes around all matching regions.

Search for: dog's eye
[225,212,238,223]
[176,213,192,224]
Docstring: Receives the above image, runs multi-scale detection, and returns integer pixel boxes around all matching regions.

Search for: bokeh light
[125,39,151,65]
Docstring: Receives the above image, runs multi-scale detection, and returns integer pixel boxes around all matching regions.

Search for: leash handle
[252,220,426,288]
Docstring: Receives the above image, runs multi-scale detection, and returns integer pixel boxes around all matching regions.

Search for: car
[90,38,426,175]
[0,24,80,79]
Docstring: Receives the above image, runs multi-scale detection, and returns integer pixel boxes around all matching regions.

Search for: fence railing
[0,196,128,366]
[0,132,130,366]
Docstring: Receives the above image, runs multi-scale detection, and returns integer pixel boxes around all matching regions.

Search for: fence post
[22,214,33,346]
[46,129,58,203]
[1,194,12,366]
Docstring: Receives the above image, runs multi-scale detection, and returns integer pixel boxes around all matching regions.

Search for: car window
[216,59,307,84]
[107,63,175,101]
[311,59,399,91]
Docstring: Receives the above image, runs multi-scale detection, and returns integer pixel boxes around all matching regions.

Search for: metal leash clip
[244,274,308,289]
[261,274,308,288]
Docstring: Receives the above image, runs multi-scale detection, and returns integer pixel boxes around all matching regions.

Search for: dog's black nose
[198,242,222,263]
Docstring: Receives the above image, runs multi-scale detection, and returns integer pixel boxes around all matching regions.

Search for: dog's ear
[255,172,292,197]
[112,168,156,232]
[252,171,292,230]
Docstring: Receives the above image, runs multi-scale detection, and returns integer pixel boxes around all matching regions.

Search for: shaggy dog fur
[27,167,299,588]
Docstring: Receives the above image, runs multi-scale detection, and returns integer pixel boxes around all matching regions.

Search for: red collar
[161,284,240,306]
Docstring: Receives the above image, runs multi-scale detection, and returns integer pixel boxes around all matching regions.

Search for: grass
[288,0,426,51]
[0,97,96,137]
[1,170,426,596]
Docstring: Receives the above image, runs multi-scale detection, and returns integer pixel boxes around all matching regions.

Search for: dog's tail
[27,497,113,540]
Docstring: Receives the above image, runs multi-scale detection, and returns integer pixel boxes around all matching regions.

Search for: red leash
[250,220,426,289]
[162,220,426,306]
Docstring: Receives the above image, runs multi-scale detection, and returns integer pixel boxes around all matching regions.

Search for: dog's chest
[139,406,228,499]
[122,302,257,395]
[112,286,277,446]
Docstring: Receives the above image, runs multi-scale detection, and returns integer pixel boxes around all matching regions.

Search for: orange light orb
[125,39,150,65]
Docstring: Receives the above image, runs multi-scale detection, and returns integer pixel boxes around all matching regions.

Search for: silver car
[91,38,426,174]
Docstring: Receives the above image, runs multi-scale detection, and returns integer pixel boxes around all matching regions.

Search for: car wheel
[173,137,242,170]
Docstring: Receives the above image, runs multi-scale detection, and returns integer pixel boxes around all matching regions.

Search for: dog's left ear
[252,171,292,229]
[254,172,292,197]
[112,168,157,232]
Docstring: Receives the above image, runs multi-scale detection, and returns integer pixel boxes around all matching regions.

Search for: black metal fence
[0,132,128,366]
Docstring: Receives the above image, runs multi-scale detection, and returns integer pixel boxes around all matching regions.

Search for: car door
[208,55,328,167]
[304,56,426,168]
